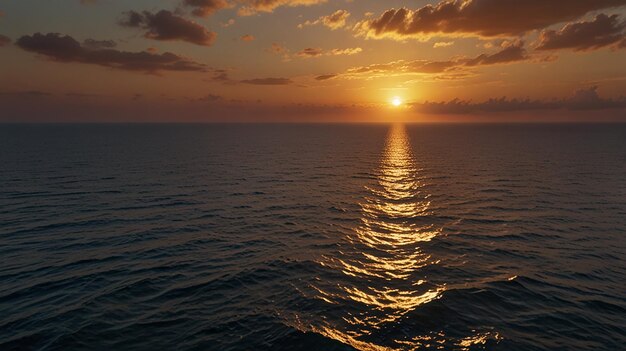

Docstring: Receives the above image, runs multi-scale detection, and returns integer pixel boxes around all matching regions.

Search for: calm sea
[1,124,625,351]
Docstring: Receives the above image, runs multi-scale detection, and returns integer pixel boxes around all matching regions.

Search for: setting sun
[392,97,403,107]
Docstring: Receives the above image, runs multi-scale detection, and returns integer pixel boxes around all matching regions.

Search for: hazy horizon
[1,0,625,122]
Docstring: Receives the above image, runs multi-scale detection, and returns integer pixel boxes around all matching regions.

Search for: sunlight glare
[392,97,402,107]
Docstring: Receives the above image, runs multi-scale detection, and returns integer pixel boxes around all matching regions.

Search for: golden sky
[1,0,625,122]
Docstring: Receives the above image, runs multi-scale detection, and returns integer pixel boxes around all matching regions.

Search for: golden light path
[296,124,500,350]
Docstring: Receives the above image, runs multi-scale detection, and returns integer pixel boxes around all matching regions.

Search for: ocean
[1,123,625,350]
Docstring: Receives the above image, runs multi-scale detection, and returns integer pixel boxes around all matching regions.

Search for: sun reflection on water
[308,124,444,348]
[290,124,501,350]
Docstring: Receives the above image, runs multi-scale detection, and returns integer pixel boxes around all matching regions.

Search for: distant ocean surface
[1,123,625,351]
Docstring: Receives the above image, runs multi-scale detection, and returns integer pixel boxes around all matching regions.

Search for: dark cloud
[0,90,52,98]
[16,33,208,73]
[412,86,626,114]
[182,0,231,17]
[194,93,223,102]
[83,38,117,49]
[120,10,217,46]
[464,41,528,66]
[241,34,255,41]
[536,14,626,51]
[355,0,626,39]
[240,77,293,85]
[315,74,337,80]
[0,34,11,47]
[296,47,323,57]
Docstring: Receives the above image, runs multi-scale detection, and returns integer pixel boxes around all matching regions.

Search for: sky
[1,0,626,122]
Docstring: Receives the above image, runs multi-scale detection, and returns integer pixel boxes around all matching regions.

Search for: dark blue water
[1,124,625,351]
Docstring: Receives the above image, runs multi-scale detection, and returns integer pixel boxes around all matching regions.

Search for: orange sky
[0,0,625,122]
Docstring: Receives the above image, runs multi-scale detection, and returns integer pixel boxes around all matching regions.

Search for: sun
[391,97,403,107]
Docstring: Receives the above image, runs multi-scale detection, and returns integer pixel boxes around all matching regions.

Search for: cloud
[433,41,454,48]
[296,47,323,57]
[345,41,528,77]
[315,74,337,80]
[411,86,626,114]
[240,34,255,41]
[354,0,626,40]
[295,47,362,58]
[120,10,217,46]
[240,77,293,85]
[16,32,208,73]
[464,41,528,66]
[237,0,328,16]
[268,42,288,54]
[182,0,231,17]
[328,47,362,56]
[0,35,11,47]
[0,90,52,98]
[83,38,117,49]
[194,93,223,102]
[536,14,626,51]
[299,9,350,30]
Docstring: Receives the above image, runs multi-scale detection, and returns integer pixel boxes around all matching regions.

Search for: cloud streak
[16,32,208,73]
[411,86,626,114]
[238,0,328,16]
[240,77,293,85]
[295,47,362,58]
[343,41,529,77]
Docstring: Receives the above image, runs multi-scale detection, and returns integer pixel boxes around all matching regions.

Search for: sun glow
[391,97,403,107]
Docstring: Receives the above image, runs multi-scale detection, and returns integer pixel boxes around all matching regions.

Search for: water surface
[1,123,625,350]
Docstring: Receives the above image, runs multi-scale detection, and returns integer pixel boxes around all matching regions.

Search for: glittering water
[1,123,625,351]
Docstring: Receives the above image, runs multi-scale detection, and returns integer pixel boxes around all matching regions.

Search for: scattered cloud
[354,0,626,40]
[315,74,337,80]
[536,14,626,51]
[268,42,288,54]
[240,77,293,85]
[433,41,454,48]
[16,32,208,73]
[120,10,217,46]
[295,46,363,58]
[182,0,231,17]
[194,93,223,102]
[0,90,52,98]
[241,34,255,41]
[299,9,350,30]
[0,34,11,47]
[296,47,323,57]
[411,86,626,114]
[344,41,529,77]
[328,47,362,56]
[83,38,117,49]
[237,0,328,16]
